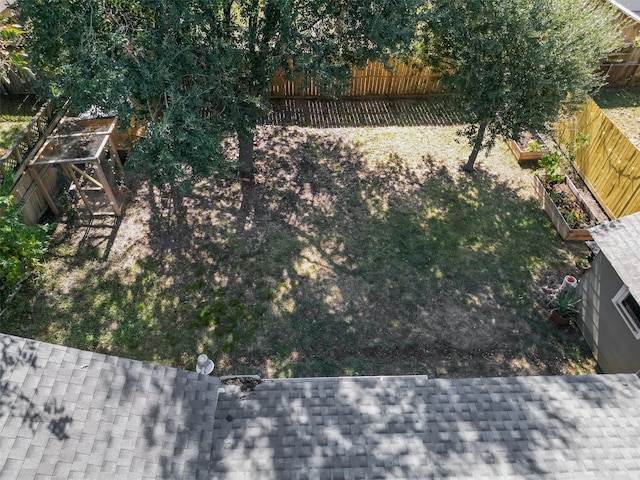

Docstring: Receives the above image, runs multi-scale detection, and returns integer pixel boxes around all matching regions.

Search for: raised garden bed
[533,174,600,241]
[507,132,551,162]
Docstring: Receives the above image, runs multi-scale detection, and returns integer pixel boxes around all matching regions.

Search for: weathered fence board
[0,71,35,95]
[269,60,440,98]
[0,100,67,224]
[596,0,640,86]
[12,164,62,225]
[556,98,640,219]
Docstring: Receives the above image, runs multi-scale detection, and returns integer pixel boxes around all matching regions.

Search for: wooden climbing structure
[27,117,125,217]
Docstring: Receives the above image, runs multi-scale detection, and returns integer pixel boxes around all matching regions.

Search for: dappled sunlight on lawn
[3,120,592,379]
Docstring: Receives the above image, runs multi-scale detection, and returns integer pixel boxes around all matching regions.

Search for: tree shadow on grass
[188,126,590,378]
[3,123,590,378]
[268,97,463,127]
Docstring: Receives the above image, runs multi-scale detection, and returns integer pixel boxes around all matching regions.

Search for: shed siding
[579,252,640,373]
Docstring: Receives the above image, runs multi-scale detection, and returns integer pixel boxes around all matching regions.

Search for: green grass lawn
[0,121,30,151]
[0,99,594,379]
[593,87,640,147]
[0,95,40,153]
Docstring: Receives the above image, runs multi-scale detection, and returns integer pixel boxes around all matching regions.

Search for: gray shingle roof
[3,332,640,479]
[590,211,640,301]
[213,375,640,479]
[0,333,222,479]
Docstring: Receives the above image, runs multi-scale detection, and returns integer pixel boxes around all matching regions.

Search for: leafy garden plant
[562,131,590,162]
[525,139,543,152]
[560,208,584,229]
[576,257,590,270]
[0,172,50,293]
[552,288,581,319]
[538,152,565,184]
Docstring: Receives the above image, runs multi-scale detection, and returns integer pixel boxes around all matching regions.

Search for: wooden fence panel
[557,98,640,219]
[0,100,66,225]
[0,71,35,95]
[12,164,62,225]
[602,42,640,86]
[268,60,440,98]
[597,0,640,86]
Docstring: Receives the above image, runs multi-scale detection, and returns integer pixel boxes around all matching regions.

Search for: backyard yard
[0,98,594,379]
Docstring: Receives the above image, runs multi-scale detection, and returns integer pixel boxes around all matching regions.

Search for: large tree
[16,0,419,184]
[417,0,622,172]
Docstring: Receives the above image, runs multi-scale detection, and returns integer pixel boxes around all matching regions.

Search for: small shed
[578,211,640,373]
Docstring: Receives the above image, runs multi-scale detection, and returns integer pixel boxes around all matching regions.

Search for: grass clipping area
[1,120,594,379]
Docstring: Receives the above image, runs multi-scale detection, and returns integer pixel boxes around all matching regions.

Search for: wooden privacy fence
[556,98,640,219]
[599,0,640,87]
[603,43,640,86]
[0,71,35,95]
[0,100,67,225]
[269,60,441,98]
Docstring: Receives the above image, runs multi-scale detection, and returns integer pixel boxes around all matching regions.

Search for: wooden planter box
[507,135,551,162]
[533,175,595,241]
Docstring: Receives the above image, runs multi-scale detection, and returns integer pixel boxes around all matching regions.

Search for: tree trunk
[238,130,255,180]
[223,2,232,33]
[463,121,489,172]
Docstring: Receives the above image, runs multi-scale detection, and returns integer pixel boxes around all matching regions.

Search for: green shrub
[0,173,50,292]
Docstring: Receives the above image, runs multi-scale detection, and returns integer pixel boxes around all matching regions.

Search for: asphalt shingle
[0,333,222,480]
[212,374,640,479]
[590,211,640,300]
[3,332,640,479]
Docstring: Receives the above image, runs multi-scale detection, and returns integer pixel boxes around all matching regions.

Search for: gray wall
[578,252,640,373]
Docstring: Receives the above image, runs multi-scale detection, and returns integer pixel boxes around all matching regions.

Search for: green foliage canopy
[17,0,420,184]
[416,0,623,171]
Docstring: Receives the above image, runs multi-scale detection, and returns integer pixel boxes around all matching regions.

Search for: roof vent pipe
[196,354,215,375]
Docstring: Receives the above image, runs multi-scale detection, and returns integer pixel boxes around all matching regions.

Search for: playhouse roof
[3,332,640,479]
[590,211,640,301]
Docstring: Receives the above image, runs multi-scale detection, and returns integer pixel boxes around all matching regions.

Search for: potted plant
[550,288,581,326]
